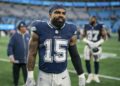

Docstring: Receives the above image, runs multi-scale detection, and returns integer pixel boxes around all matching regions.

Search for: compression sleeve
[68,44,84,75]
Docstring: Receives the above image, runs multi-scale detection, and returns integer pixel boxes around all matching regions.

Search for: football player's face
[50,9,66,28]
[89,17,96,25]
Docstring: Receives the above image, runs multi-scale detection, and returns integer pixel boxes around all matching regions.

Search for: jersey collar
[90,23,98,27]
[47,20,65,30]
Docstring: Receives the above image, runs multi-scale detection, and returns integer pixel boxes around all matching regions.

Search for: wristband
[28,71,34,78]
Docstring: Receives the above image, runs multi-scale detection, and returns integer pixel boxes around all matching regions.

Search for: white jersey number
[87,30,99,41]
[44,39,68,63]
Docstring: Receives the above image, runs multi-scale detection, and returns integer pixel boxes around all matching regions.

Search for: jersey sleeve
[30,20,41,35]
[102,24,106,29]
[71,24,77,36]
[83,24,87,30]
[99,23,105,29]
[7,34,15,56]
[82,24,87,36]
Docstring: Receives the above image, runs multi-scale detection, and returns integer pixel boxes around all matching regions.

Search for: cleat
[86,74,93,84]
[93,74,100,83]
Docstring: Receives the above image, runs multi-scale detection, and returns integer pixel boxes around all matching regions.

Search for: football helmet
[91,47,102,55]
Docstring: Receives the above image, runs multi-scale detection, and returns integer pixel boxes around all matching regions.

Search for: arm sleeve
[7,36,14,56]
[68,44,84,75]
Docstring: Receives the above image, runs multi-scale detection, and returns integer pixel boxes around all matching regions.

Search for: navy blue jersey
[31,20,77,73]
[84,23,104,42]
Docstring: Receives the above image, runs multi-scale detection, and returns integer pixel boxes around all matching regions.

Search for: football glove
[83,38,93,45]
[26,71,36,86]
[94,39,104,47]
[25,78,36,86]
[83,38,96,48]
[79,73,86,86]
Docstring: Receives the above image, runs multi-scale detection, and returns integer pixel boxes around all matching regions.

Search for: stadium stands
[0,2,120,32]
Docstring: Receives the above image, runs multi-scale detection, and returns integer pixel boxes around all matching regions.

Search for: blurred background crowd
[0,0,120,37]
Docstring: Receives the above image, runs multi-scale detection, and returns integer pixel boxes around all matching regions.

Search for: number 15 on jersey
[44,39,68,63]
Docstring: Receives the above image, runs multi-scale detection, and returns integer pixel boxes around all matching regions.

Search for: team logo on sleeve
[74,31,77,35]
[31,26,37,31]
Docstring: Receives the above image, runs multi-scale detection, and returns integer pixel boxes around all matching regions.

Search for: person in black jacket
[7,21,30,86]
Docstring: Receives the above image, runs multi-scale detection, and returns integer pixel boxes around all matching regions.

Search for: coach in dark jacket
[7,21,30,86]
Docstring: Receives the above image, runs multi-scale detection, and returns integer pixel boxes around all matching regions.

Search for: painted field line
[0,58,120,81]
[78,46,120,51]
[68,70,120,81]
[103,47,120,51]
[0,58,9,62]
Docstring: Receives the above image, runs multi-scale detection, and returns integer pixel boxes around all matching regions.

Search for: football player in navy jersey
[25,5,85,86]
[82,16,107,83]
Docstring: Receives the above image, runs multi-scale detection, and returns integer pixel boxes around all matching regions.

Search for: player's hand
[79,74,86,86]
[94,39,105,47]
[87,42,97,49]
[94,42,100,48]
[25,78,36,86]
[82,38,96,48]
[9,55,19,63]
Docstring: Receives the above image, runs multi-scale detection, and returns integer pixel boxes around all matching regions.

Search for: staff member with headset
[7,21,30,86]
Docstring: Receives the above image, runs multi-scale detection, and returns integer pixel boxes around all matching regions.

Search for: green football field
[0,34,120,86]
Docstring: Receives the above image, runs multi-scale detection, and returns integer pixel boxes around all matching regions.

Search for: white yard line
[78,46,120,51]
[103,47,120,51]
[0,58,120,81]
[0,58,9,62]
[68,70,120,81]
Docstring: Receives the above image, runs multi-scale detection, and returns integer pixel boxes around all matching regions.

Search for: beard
[90,21,96,26]
[51,17,65,29]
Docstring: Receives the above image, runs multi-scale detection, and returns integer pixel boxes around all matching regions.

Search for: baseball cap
[17,21,27,29]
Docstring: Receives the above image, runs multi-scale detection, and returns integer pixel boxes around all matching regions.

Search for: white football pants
[37,69,71,86]
[84,45,102,61]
